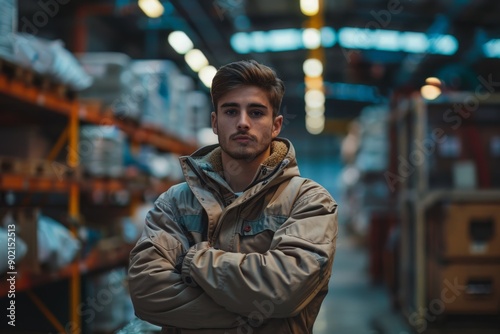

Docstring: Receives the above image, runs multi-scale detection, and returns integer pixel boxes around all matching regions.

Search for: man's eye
[250,110,264,117]
[224,109,237,115]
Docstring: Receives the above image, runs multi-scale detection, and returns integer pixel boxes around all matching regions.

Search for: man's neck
[221,153,269,192]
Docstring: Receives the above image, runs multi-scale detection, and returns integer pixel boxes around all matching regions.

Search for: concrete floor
[313,225,412,334]
[312,225,500,334]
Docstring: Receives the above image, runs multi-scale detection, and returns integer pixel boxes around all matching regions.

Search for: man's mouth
[232,134,253,142]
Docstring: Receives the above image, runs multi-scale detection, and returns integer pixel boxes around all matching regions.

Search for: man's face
[211,85,283,163]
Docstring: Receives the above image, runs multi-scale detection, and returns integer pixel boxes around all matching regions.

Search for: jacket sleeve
[182,181,338,318]
[127,193,241,329]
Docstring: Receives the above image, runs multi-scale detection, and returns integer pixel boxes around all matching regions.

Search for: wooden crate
[427,260,500,315]
[442,203,500,259]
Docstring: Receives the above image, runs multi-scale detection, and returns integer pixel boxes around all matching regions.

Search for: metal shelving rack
[393,91,500,322]
[0,60,196,333]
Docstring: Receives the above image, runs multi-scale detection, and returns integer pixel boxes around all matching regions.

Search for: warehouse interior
[1,0,500,333]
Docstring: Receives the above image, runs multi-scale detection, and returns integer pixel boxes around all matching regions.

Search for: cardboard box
[0,126,50,159]
[427,261,500,315]
[441,204,500,259]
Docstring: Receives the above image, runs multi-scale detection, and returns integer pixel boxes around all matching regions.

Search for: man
[128,60,338,333]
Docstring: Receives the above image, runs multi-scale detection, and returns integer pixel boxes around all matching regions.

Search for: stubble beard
[225,145,267,162]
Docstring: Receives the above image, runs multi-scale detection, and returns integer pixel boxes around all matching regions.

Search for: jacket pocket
[240,215,287,236]
[238,215,287,253]
[147,229,185,266]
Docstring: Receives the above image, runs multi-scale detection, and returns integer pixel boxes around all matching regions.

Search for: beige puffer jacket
[128,138,338,333]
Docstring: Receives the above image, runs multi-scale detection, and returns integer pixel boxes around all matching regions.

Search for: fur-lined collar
[207,140,288,173]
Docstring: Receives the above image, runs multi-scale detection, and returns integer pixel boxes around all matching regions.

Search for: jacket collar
[205,139,289,174]
[180,138,300,192]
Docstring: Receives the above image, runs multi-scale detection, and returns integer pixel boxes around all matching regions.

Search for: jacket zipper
[211,203,242,247]
[211,162,289,246]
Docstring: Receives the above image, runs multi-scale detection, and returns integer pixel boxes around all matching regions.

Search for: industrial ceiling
[16,0,500,135]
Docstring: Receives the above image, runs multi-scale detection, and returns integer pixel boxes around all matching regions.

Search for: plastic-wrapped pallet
[147,152,184,181]
[0,0,16,61]
[116,317,161,334]
[168,74,194,138]
[355,104,390,173]
[79,125,125,177]
[10,34,93,90]
[78,52,142,121]
[183,90,210,141]
[130,60,180,132]
[37,214,81,271]
[87,268,135,333]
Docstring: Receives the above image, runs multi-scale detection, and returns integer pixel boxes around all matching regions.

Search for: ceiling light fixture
[303,58,323,77]
[168,31,194,54]
[305,105,325,117]
[198,65,217,88]
[300,0,319,16]
[421,84,441,100]
[302,28,321,49]
[484,39,500,58]
[306,114,325,135]
[425,77,442,86]
[138,0,164,18]
[305,89,325,108]
[184,49,209,72]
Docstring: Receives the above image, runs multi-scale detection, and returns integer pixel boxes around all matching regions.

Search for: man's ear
[272,115,283,138]
[211,111,217,134]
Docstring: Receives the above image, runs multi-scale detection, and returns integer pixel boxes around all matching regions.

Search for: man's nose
[237,112,250,130]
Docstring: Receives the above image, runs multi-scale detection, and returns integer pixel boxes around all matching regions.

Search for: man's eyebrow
[248,103,268,109]
[220,102,239,108]
[220,102,268,109]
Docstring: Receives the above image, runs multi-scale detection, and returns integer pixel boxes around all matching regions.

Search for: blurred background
[1,0,500,333]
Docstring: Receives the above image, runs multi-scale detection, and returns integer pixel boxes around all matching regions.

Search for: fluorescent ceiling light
[429,35,458,55]
[251,31,268,52]
[230,27,458,56]
[306,114,325,135]
[305,89,325,108]
[376,30,399,51]
[231,32,251,54]
[303,58,323,77]
[425,77,442,85]
[138,0,164,18]
[484,39,500,57]
[305,105,325,117]
[231,29,302,53]
[185,49,208,72]
[338,27,368,49]
[300,0,319,16]
[421,84,441,100]
[321,27,336,47]
[168,31,194,54]
[198,65,217,88]
[268,29,303,52]
[338,27,457,55]
[400,32,428,53]
[303,28,321,49]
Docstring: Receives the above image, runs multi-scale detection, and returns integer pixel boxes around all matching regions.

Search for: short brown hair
[210,60,285,117]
